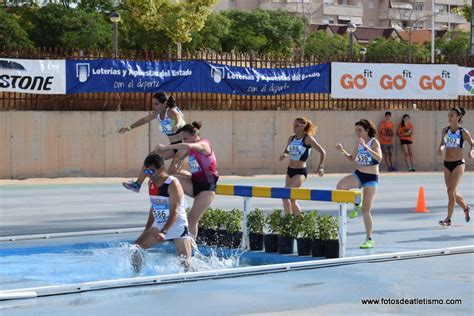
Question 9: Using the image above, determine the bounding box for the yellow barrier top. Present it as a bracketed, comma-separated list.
[216, 184, 361, 204]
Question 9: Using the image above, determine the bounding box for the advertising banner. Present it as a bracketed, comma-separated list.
[458, 66, 474, 96]
[66, 59, 330, 95]
[0, 58, 66, 94]
[331, 62, 458, 99]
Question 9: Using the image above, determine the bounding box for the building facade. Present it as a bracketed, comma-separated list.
[213, 0, 471, 31]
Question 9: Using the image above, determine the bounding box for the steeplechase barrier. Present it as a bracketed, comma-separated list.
[215, 184, 362, 258]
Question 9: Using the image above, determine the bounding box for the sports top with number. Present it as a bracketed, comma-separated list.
[378, 121, 394, 145]
[287, 135, 312, 161]
[148, 176, 187, 230]
[444, 126, 464, 149]
[156, 107, 185, 136]
[356, 138, 379, 166]
[188, 139, 218, 183]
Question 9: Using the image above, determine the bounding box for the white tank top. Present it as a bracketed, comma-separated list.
[156, 108, 185, 136]
[149, 176, 188, 229]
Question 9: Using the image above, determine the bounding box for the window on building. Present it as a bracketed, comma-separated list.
[413, 3, 424, 11]
[369, 0, 375, 9]
[412, 21, 424, 30]
[322, 17, 335, 24]
[368, 20, 375, 27]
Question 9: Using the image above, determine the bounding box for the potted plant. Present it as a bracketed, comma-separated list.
[264, 209, 281, 253]
[310, 212, 324, 257]
[319, 215, 339, 258]
[214, 208, 229, 248]
[201, 208, 219, 246]
[297, 211, 318, 256]
[247, 208, 265, 250]
[277, 213, 299, 254]
[225, 208, 243, 248]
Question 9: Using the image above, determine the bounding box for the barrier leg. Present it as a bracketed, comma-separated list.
[338, 203, 347, 258]
[242, 197, 251, 250]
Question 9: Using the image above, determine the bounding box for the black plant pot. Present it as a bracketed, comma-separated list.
[249, 232, 264, 251]
[196, 229, 206, 245]
[203, 229, 217, 246]
[278, 235, 295, 254]
[296, 238, 312, 256]
[264, 234, 279, 253]
[311, 239, 324, 257]
[217, 229, 230, 248]
[324, 239, 340, 258]
[229, 231, 243, 248]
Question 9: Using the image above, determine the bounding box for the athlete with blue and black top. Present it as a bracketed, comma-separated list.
[131, 154, 192, 273]
[279, 117, 326, 215]
[336, 119, 382, 249]
[119, 92, 186, 193]
[437, 107, 473, 227]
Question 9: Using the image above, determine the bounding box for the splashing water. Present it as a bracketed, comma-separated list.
[0, 240, 246, 285]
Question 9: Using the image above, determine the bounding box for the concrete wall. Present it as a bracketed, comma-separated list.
[1, 110, 472, 179]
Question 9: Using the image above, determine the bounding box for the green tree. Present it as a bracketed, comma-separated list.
[184, 12, 231, 52]
[304, 30, 355, 62]
[0, 8, 34, 49]
[76, 0, 118, 13]
[367, 37, 428, 63]
[438, 31, 470, 63]
[222, 10, 303, 57]
[453, 4, 471, 21]
[127, 0, 218, 57]
[22, 4, 112, 50]
[119, 9, 173, 51]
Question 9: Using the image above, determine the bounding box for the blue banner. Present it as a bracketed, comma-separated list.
[66, 59, 329, 95]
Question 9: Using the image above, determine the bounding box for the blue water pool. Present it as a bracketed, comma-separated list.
[0, 239, 315, 288]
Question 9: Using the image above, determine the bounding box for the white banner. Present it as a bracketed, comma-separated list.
[458, 66, 474, 96]
[331, 62, 458, 100]
[0, 58, 66, 94]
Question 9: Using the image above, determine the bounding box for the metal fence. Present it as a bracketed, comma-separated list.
[1, 48, 472, 111]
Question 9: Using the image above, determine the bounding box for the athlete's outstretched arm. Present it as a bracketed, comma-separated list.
[119, 111, 158, 134]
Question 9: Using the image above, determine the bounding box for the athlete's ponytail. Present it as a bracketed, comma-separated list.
[178, 121, 202, 135]
[295, 117, 317, 137]
[153, 93, 178, 109]
[450, 107, 465, 123]
[166, 96, 177, 108]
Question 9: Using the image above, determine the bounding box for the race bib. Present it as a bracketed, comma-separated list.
[445, 134, 461, 149]
[159, 118, 172, 135]
[152, 203, 169, 224]
[356, 151, 372, 166]
[287, 140, 304, 160]
[188, 155, 201, 174]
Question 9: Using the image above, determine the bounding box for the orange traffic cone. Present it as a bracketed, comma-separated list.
[415, 186, 430, 213]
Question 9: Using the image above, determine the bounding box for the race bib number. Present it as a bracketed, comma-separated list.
[152, 204, 169, 224]
[445, 134, 461, 148]
[356, 151, 372, 166]
[188, 155, 201, 174]
[287, 141, 304, 160]
[159, 119, 172, 135]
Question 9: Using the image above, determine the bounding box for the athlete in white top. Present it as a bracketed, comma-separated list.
[119, 92, 186, 193]
[131, 154, 192, 273]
